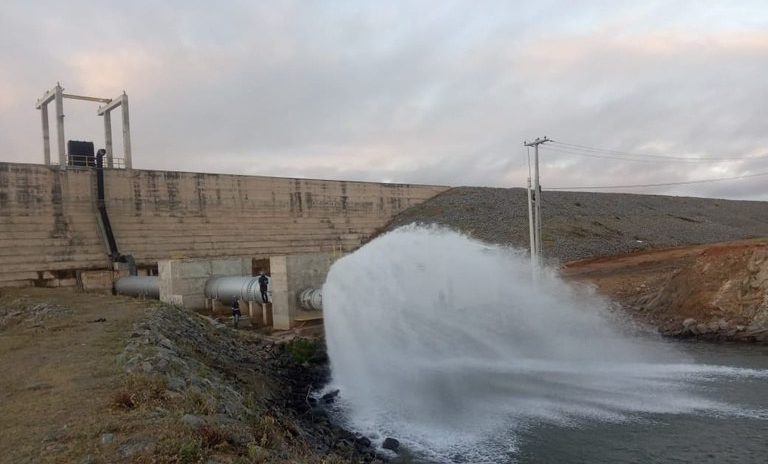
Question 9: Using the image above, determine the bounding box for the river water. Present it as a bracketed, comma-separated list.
[511, 343, 768, 464]
[322, 226, 768, 463]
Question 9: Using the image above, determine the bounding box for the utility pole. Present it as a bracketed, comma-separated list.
[524, 136, 550, 267]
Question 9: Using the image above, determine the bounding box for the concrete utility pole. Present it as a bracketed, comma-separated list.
[524, 136, 550, 266]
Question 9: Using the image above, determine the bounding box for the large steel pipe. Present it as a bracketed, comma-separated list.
[299, 288, 323, 311]
[115, 276, 159, 299]
[205, 276, 271, 304]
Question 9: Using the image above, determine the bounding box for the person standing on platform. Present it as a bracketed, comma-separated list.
[258, 272, 270, 304]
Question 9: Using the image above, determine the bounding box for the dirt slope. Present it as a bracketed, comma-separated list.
[564, 239, 768, 342]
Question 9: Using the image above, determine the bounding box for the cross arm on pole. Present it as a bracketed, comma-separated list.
[524, 136, 551, 147]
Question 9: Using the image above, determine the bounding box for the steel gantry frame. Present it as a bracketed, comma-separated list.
[36, 83, 132, 169]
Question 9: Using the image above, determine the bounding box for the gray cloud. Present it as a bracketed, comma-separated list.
[1, 1, 768, 200]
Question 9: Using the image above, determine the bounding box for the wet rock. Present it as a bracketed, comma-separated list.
[382, 437, 400, 452]
[322, 389, 339, 404]
[682, 318, 697, 328]
[356, 436, 372, 448]
[696, 323, 709, 334]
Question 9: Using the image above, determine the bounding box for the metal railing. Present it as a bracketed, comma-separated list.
[62, 154, 126, 169]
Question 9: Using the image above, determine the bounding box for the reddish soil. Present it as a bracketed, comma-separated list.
[562, 238, 768, 342]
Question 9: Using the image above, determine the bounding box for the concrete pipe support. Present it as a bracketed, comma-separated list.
[299, 288, 323, 311]
[115, 276, 159, 299]
[205, 276, 271, 304]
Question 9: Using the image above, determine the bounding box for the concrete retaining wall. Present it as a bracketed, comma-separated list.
[158, 257, 252, 310]
[0, 162, 448, 288]
[270, 253, 336, 330]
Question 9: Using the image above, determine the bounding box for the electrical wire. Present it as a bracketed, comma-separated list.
[543, 145, 726, 164]
[546, 170, 768, 190]
[549, 140, 765, 162]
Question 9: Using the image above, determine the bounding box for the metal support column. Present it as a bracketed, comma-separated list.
[103, 111, 113, 168]
[121, 92, 132, 169]
[54, 84, 66, 168]
[41, 105, 50, 165]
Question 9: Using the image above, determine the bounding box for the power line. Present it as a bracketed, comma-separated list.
[544, 146, 723, 163]
[546, 170, 768, 190]
[550, 140, 766, 162]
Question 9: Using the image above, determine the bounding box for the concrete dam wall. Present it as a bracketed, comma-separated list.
[0, 162, 447, 287]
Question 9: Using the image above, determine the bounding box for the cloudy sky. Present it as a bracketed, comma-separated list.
[1, 1, 767, 199]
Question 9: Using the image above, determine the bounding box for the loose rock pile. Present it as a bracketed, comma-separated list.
[0, 299, 72, 329]
[115, 303, 383, 462]
[383, 187, 768, 263]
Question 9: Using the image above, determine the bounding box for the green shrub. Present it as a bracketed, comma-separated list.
[285, 338, 319, 364]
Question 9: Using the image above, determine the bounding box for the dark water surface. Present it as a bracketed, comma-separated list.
[400, 343, 768, 464]
[514, 343, 768, 464]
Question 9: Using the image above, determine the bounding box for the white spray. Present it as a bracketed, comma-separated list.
[322, 226, 766, 462]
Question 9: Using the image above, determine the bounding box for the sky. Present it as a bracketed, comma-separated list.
[1, 1, 767, 199]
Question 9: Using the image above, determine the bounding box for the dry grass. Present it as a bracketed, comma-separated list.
[252, 415, 286, 449]
[111, 373, 168, 410]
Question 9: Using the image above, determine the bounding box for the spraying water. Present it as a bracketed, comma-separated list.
[323, 226, 768, 462]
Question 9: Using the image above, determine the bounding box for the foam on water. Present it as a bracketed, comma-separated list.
[322, 226, 767, 462]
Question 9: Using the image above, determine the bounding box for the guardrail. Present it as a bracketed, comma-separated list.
[63, 155, 126, 169]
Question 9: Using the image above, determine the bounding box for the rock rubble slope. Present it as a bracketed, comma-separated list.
[383, 187, 768, 263]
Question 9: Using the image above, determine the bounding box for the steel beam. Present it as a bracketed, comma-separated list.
[35, 88, 56, 109]
[62, 93, 111, 103]
[96, 95, 124, 115]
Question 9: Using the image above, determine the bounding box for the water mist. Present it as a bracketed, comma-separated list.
[322, 226, 767, 462]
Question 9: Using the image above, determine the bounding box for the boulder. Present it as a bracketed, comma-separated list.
[382, 437, 400, 452]
[356, 436, 372, 448]
[322, 389, 340, 404]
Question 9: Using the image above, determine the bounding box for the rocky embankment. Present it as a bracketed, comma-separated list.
[565, 239, 768, 343]
[115, 304, 382, 463]
[383, 187, 768, 263]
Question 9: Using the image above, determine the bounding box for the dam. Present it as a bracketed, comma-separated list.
[0, 161, 446, 327]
